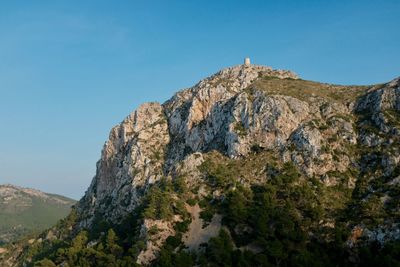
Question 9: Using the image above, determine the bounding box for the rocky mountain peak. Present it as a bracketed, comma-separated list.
[72, 64, 400, 264]
[200, 64, 299, 92]
[78, 64, 300, 227]
[3, 64, 400, 267]
[76, 64, 378, 229]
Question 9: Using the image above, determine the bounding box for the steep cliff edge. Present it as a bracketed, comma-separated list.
[77, 65, 300, 226]
[2, 64, 400, 267]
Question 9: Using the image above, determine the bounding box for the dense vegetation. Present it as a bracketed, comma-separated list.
[197, 161, 400, 267]
[11, 150, 398, 267]
[15, 178, 191, 267]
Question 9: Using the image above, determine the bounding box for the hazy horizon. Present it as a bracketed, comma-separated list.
[0, 0, 399, 199]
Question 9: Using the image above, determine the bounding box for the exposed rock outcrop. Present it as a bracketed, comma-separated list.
[77, 65, 301, 229]
[78, 102, 170, 227]
[71, 63, 400, 265]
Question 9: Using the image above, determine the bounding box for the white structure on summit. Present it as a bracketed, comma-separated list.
[244, 57, 251, 66]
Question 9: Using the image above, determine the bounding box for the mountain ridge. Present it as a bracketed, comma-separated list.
[0, 184, 76, 246]
[0, 184, 75, 204]
[2, 63, 400, 266]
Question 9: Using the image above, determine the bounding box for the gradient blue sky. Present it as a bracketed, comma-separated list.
[0, 1, 399, 199]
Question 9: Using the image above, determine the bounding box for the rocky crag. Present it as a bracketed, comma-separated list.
[2, 63, 400, 266]
[77, 65, 299, 227]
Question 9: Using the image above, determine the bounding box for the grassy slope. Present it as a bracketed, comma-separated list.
[249, 76, 370, 103]
[0, 191, 75, 245]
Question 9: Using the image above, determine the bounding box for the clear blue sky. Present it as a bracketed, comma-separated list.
[0, 1, 399, 199]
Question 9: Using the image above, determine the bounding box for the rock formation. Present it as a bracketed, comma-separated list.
[71, 64, 400, 264]
[2, 63, 400, 266]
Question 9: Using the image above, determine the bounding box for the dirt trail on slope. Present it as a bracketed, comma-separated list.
[183, 204, 222, 251]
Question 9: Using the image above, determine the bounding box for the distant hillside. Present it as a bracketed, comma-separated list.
[0, 184, 75, 245]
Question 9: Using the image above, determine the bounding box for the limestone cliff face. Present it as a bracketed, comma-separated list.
[163, 65, 299, 163]
[77, 65, 300, 226]
[73, 63, 400, 263]
[77, 102, 170, 227]
[355, 78, 400, 176]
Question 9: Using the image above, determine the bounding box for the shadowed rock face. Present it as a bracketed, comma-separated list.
[70, 63, 400, 264]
